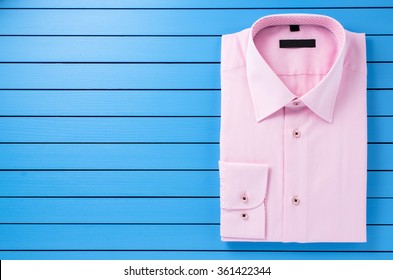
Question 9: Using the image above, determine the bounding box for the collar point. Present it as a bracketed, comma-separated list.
[255, 112, 271, 123]
[319, 113, 334, 123]
[255, 116, 265, 123]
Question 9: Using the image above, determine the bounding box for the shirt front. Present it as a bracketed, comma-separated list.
[218, 13, 367, 242]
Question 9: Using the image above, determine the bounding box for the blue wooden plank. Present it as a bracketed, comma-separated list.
[368, 63, 393, 89]
[0, 0, 391, 8]
[0, 90, 220, 116]
[0, 171, 390, 197]
[0, 198, 219, 223]
[0, 144, 388, 170]
[0, 144, 219, 169]
[0, 36, 389, 62]
[0, 64, 388, 89]
[0, 117, 390, 142]
[368, 172, 393, 197]
[367, 199, 393, 224]
[368, 90, 393, 116]
[0, 198, 388, 224]
[366, 36, 393, 62]
[0, 37, 220, 63]
[0, 224, 390, 250]
[2, 251, 393, 260]
[0, 171, 218, 197]
[0, 10, 391, 35]
[368, 118, 393, 142]
[0, 90, 390, 116]
[0, 64, 219, 89]
[369, 145, 393, 170]
[0, 117, 220, 142]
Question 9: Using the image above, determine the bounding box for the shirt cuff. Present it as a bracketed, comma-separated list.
[218, 160, 269, 241]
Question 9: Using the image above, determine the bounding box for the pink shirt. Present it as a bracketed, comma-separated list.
[218, 13, 367, 242]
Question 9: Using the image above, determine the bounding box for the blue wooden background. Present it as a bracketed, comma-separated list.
[0, 0, 392, 260]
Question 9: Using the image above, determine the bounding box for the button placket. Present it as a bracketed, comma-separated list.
[282, 106, 308, 241]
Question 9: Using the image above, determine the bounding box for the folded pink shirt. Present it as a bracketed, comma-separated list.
[218, 13, 367, 242]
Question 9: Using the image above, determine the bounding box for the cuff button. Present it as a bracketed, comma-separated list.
[241, 194, 248, 203]
[241, 213, 249, 220]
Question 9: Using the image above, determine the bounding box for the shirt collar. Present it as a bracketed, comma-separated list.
[246, 14, 346, 123]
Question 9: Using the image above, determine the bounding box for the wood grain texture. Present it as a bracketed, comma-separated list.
[0, 144, 390, 170]
[0, 117, 221, 142]
[0, 224, 390, 250]
[0, 171, 218, 197]
[0, 36, 390, 62]
[0, 0, 392, 9]
[0, 64, 219, 89]
[0, 171, 390, 197]
[0, 198, 389, 224]
[0, 117, 390, 142]
[0, 10, 391, 35]
[0, 63, 389, 89]
[0, 144, 218, 169]
[0, 90, 391, 116]
[0, 90, 220, 116]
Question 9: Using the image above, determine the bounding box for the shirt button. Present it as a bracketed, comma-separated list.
[292, 196, 300, 205]
[293, 101, 300, 106]
[241, 213, 249, 220]
[292, 129, 301, 138]
[241, 193, 248, 203]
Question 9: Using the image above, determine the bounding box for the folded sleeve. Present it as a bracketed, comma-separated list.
[218, 160, 269, 241]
